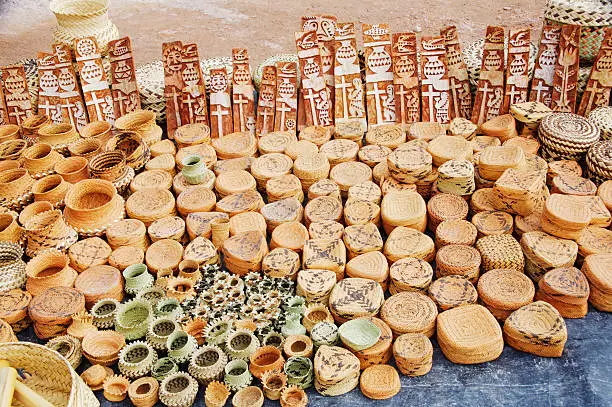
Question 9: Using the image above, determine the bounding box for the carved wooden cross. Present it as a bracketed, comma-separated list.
[211, 105, 229, 137]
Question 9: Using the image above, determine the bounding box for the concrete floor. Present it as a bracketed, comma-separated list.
[0, 0, 547, 67]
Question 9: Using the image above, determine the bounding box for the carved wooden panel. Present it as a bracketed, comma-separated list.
[255, 65, 276, 136]
[0, 83, 8, 125]
[74, 37, 115, 124]
[551, 24, 581, 113]
[471, 26, 505, 126]
[391, 31, 420, 127]
[180, 43, 209, 126]
[209, 67, 233, 138]
[53, 43, 88, 130]
[441, 25, 472, 120]
[502, 28, 531, 112]
[420, 36, 452, 124]
[529, 25, 561, 106]
[274, 61, 298, 134]
[231, 48, 256, 133]
[334, 22, 367, 131]
[36, 52, 63, 123]
[363, 23, 395, 128]
[1, 64, 33, 126]
[108, 36, 141, 119]
[162, 41, 185, 138]
[295, 30, 333, 127]
[577, 27, 612, 116]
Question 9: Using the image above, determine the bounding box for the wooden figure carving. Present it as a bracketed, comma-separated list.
[0, 84, 8, 125]
[180, 43, 209, 126]
[274, 61, 298, 134]
[74, 37, 115, 124]
[551, 24, 581, 113]
[53, 43, 88, 130]
[529, 25, 561, 106]
[420, 36, 452, 124]
[334, 22, 367, 131]
[441, 26, 472, 119]
[255, 65, 276, 136]
[209, 67, 233, 138]
[302, 15, 337, 119]
[1, 65, 33, 125]
[502, 28, 531, 112]
[295, 30, 333, 127]
[36, 52, 63, 123]
[363, 23, 395, 128]
[577, 28, 612, 116]
[162, 41, 185, 138]
[391, 31, 420, 127]
[108, 36, 141, 118]
[471, 26, 505, 126]
[231, 48, 256, 134]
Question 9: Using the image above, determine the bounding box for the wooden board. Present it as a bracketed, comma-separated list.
[180, 43, 209, 126]
[441, 26, 472, 120]
[231, 48, 256, 133]
[420, 36, 452, 123]
[53, 43, 88, 131]
[550, 24, 581, 113]
[255, 65, 277, 136]
[471, 26, 505, 126]
[108, 36, 141, 118]
[36, 52, 63, 123]
[392, 31, 421, 127]
[529, 25, 561, 106]
[502, 28, 531, 112]
[363, 23, 395, 128]
[1, 64, 33, 125]
[577, 27, 612, 116]
[209, 67, 233, 138]
[162, 41, 185, 138]
[274, 61, 298, 134]
[0, 79, 8, 125]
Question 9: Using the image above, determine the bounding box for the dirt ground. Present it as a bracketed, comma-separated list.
[0, 0, 547, 67]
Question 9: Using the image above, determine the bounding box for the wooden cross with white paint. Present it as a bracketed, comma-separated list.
[422, 84, 440, 123]
[303, 88, 320, 126]
[211, 104, 229, 137]
[276, 103, 291, 131]
[477, 81, 491, 124]
[367, 83, 385, 125]
[233, 93, 249, 132]
[531, 81, 548, 103]
[336, 75, 352, 120]
[86, 92, 105, 121]
[182, 92, 196, 124]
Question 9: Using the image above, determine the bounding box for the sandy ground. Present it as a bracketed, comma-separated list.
[0, 0, 547, 67]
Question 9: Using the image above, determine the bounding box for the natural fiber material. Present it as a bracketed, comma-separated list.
[380, 291, 438, 337]
[128, 377, 159, 407]
[477, 269, 535, 320]
[536, 266, 590, 318]
[359, 364, 400, 400]
[383, 227, 435, 263]
[159, 372, 198, 407]
[428, 275, 478, 311]
[329, 278, 384, 323]
[393, 333, 433, 376]
[46, 334, 82, 369]
[476, 234, 525, 273]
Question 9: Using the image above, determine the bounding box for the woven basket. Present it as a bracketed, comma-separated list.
[0, 342, 99, 406]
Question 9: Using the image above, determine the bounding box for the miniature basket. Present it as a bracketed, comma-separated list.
[22, 143, 64, 179]
[25, 249, 77, 296]
[115, 110, 162, 146]
[0, 211, 24, 246]
[55, 156, 89, 184]
[24, 209, 78, 256]
[68, 138, 102, 161]
[0, 139, 28, 161]
[105, 131, 151, 171]
[80, 121, 113, 142]
[37, 123, 80, 150]
[32, 174, 71, 208]
[126, 187, 176, 226]
[0, 167, 34, 211]
[0, 124, 20, 144]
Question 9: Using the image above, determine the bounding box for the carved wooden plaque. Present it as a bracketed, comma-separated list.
[441, 26, 471, 120]
[209, 67, 233, 138]
[162, 41, 185, 138]
[529, 25, 561, 106]
[363, 23, 395, 128]
[420, 36, 452, 124]
[471, 26, 505, 126]
[502, 28, 531, 112]
[274, 61, 298, 134]
[550, 24, 581, 113]
[36, 52, 63, 123]
[577, 27, 612, 116]
[232, 48, 256, 133]
[391, 31, 420, 127]
[74, 37, 115, 124]
[108, 36, 141, 118]
[53, 43, 88, 130]
[255, 65, 277, 136]
[180, 43, 209, 126]
[1, 64, 33, 125]
[0, 84, 8, 125]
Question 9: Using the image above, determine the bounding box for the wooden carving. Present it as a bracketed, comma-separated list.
[53, 43, 88, 130]
[231, 48, 256, 134]
[502, 28, 531, 112]
[180, 43, 209, 126]
[108, 36, 141, 118]
[36, 52, 63, 123]
[162, 41, 185, 138]
[255, 65, 276, 136]
[441, 25, 472, 119]
[578, 28, 612, 116]
[295, 31, 333, 127]
[209, 67, 233, 138]
[363, 23, 395, 128]
[391, 31, 420, 127]
[74, 37, 115, 124]
[529, 25, 561, 106]
[0, 84, 8, 125]
[302, 15, 337, 119]
[551, 24, 581, 113]
[471, 26, 505, 126]
[1, 65, 33, 125]
[274, 61, 298, 134]
[333, 22, 367, 131]
[420, 36, 452, 123]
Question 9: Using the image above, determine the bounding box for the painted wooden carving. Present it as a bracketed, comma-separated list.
[502, 28, 531, 112]
[53, 43, 88, 130]
[0, 84, 8, 125]
[74, 37, 115, 124]
[180, 43, 209, 126]
[529, 25, 561, 106]
[363, 23, 395, 128]
[441, 26, 472, 120]
[36, 52, 63, 123]
[577, 27, 612, 116]
[551, 24, 581, 113]
[1, 64, 33, 126]
[274, 61, 298, 134]
[420, 36, 452, 124]
[391, 31, 420, 127]
[333, 22, 367, 131]
[108, 36, 141, 118]
[302, 15, 337, 119]
[255, 65, 276, 136]
[295, 30, 333, 127]
[162, 41, 185, 138]
[471, 26, 505, 126]
[231, 48, 256, 134]
[209, 67, 233, 138]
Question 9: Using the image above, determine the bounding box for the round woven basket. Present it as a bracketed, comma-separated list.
[22, 143, 64, 179]
[105, 131, 150, 171]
